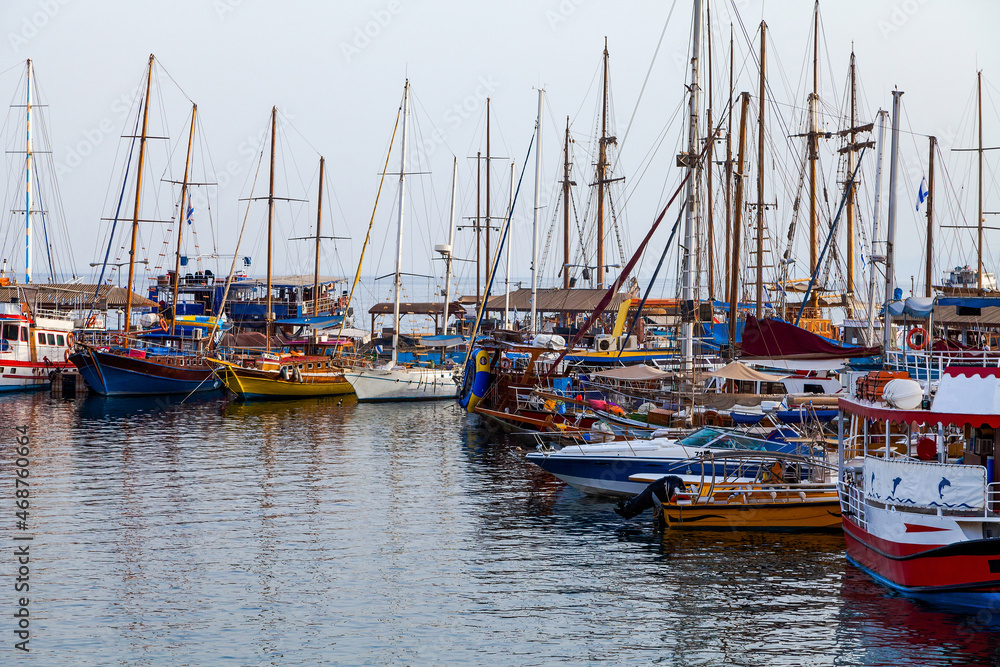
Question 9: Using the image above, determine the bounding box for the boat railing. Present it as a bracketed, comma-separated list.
[885, 348, 1000, 382]
[988, 483, 1000, 516]
[838, 480, 867, 530]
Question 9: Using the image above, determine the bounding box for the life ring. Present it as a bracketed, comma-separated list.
[85, 315, 97, 328]
[500, 357, 512, 370]
[907, 327, 928, 350]
[112, 334, 124, 346]
[458, 349, 492, 413]
[63, 349, 71, 362]
[158, 317, 168, 333]
[66, 333, 75, 347]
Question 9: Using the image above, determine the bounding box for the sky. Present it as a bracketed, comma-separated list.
[0, 0, 998, 310]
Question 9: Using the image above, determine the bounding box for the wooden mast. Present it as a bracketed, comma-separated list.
[728, 92, 751, 350]
[124, 53, 155, 334]
[265, 106, 277, 353]
[169, 103, 197, 336]
[485, 98, 491, 287]
[706, 6, 715, 302]
[978, 70, 984, 293]
[476, 151, 481, 304]
[755, 21, 766, 318]
[925, 136, 936, 297]
[313, 156, 325, 316]
[24, 59, 32, 284]
[596, 37, 609, 289]
[846, 50, 857, 300]
[563, 116, 572, 290]
[808, 2, 819, 310]
[724, 25, 734, 303]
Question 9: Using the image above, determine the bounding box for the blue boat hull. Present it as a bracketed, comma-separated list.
[70, 349, 221, 397]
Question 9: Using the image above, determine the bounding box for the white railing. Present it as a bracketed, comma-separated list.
[885, 349, 1000, 382]
[988, 483, 1000, 516]
[838, 481, 867, 531]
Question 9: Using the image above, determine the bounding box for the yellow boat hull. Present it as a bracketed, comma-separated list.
[214, 363, 354, 401]
[663, 492, 842, 531]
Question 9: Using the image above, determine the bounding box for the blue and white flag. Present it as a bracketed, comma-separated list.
[916, 176, 928, 211]
[186, 203, 194, 225]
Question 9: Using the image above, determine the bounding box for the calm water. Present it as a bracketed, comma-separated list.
[0, 391, 997, 665]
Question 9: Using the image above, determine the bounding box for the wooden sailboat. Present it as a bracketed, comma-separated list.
[70, 55, 222, 396]
[344, 81, 458, 402]
[211, 110, 353, 400]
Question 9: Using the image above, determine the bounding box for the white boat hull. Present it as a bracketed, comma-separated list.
[344, 366, 457, 402]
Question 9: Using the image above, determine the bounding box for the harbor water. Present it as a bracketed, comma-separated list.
[1, 392, 998, 665]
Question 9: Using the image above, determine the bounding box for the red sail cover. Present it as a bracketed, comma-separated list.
[741, 316, 881, 359]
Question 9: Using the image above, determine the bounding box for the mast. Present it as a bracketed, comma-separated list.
[724, 25, 734, 303]
[925, 136, 936, 297]
[391, 80, 410, 365]
[846, 50, 857, 300]
[681, 0, 704, 369]
[755, 21, 766, 318]
[313, 155, 325, 316]
[866, 109, 888, 346]
[442, 156, 458, 335]
[265, 106, 277, 353]
[884, 91, 903, 354]
[808, 2, 819, 311]
[706, 7, 715, 302]
[978, 70, 984, 292]
[24, 59, 32, 284]
[506, 160, 514, 328]
[124, 53, 155, 334]
[476, 151, 481, 304]
[169, 103, 197, 335]
[597, 37, 610, 289]
[485, 98, 491, 288]
[530, 88, 544, 332]
[728, 92, 751, 351]
[563, 116, 572, 290]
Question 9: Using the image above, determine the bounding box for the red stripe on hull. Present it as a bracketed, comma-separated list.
[843, 519, 1000, 592]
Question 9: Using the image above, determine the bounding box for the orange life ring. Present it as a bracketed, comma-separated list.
[500, 358, 511, 370]
[66, 333, 75, 347]
[112, 334, 124, 346]
[64, 348, 71, 362]
[907, 327, 928, 350]
[85, 315, 97, 328]
[158, 317, 168, 333]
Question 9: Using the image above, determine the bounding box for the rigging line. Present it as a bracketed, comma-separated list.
[462, 130, 535, 368]
[335, 105, 402, 351]
[618, 202, 686, 356]
[615, 0, 679, 164]
[87, 101, 143, 318]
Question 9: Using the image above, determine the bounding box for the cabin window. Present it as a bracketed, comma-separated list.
[9, 368, 14, 374]
[47, 334, 56, 345]
[0, 367, 5, 373]
[2, 325, 18, 341]
[307, 363, 313, 369]
[20, 328, 27, 342]
[803, 383, 825, 394]
[37, 333, 44, 345]
[57, 334, 65, 346]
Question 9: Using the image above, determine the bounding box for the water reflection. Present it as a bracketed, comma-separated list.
[0, 395, 993, 664]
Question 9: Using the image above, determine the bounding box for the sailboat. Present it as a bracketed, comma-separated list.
[70, 55, 221, 396]
[343, 81, 458, 402]
[0, 59, 87, 391]
[211, 110, 354, 401]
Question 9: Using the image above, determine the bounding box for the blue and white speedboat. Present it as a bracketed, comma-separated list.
[524, 428, 815, 497]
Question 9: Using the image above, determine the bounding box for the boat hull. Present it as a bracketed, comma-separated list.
[70, 349, 221, 396]
[215, 364, 354, 401]
[665, 494, 842, 531]
[344, 366, 457, 402]
[843, 512, 1000, 607]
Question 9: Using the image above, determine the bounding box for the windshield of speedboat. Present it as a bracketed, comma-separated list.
[677, 428, 771, 451]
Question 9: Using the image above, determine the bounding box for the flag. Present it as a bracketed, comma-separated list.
[916, 176, 928, 210]
[186, 204, 194, 225]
